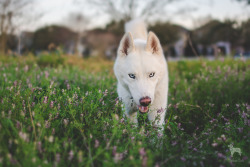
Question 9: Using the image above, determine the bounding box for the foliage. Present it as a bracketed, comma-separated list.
[105, 20, 126, 37]
[193, 19, 241, 47]
[0, 0, 36, 54]
[236, 0, 250, 5]
[32, 25, 77, 51]
[79, 0, 178, 22]
[149, 22, 181, 46]
[0, 55, 249, 166]
[240, 19, 250, 50]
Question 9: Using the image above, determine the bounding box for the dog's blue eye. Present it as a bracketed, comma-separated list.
[128, 74, 135, 79]
[149, 72, 155, 78]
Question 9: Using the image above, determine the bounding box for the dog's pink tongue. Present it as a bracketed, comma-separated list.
[138, 106, 149, 113]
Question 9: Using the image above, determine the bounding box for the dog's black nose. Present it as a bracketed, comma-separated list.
[139, 97, 151, 106]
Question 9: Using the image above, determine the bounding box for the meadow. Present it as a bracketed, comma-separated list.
[0, 52, 249, 167]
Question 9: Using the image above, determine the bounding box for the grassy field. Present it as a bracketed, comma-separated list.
[0, 53, 249, 167]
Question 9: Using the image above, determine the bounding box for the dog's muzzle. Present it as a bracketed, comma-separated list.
[138, 96, 151, 113]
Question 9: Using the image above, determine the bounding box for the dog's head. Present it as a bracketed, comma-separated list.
[114, 32, 166, 113]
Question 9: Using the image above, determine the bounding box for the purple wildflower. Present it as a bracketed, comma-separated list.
[45, 71, 49, 79]
[112, 146, 117, 156]
[67, 83, 70, 90]
[237, 127, 243, 133]
[113, 153, 123, 163]
[99, 98, 103, 102]
[55, 112, 59, 119]
[120, 118, 124, 123]
[209, 118, 216, 123]
[37, 141, 42, 153]
[180, 157, 186, 162]
[155, 163, 160, 167]
[247, 104, 250, 111]
[103, 89, 108, 96]
[241, 112, 246, 119]
[212, 143, 218, 147]
[73, 93, 78, 100]
[57, 103, 61, 110]
[13, 80, 18, 87]
[45, 120, 50, 128]
[50, 101, 54, 108]
[172, 141, 177, 146]
[242, 156, 248, 161]
[95, 139, 99, 148]
[115, 98, 119, 105]
[217, 153, 226, 159]
[68, 150, 74, 161]
[43, 96, 48, 104]
[139, 148, 146, 157]
[16, 121, 20, 129]
[19, 132, 29, 142]
[221, 134, 226, 141]
[158, 133, 163, 138]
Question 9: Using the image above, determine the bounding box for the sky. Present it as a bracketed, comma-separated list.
[25, 0, 250, 31]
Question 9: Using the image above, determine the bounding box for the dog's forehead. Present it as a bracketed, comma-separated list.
[134, 39, 147, 47]
[125, 52, 160, 72]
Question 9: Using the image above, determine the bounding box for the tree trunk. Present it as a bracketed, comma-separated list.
[0, 33, 6, 55]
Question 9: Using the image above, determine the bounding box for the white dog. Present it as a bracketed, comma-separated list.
[114, 19, 169, 131]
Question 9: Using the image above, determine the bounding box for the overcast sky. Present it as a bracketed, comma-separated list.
[27, 0, 250, 31]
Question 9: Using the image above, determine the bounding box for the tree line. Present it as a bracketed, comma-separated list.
[0, 0, 249, 55]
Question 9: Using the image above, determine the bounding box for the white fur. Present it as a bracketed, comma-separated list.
[114, 19, 169, 130]
[125, 19, 147, 40]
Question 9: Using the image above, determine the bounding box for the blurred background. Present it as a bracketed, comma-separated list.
[0, 0, 250, 60]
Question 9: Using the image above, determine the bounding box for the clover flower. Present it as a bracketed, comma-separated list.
[68, 150, 74, 161]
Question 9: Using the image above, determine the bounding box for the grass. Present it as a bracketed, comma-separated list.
[0, 53, 249, 167]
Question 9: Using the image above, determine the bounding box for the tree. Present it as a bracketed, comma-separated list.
[32, 25, 77, 52]
[193, 20, 240, 47]
[76, 0, 180, 22]
[63, 12, 89, 56]
[0, 0, 37, 54]
[241, 19, 250, 50]
[105, 20, 126, 37]
[149, 22, 181, 46]
[236, 0, 250, 5]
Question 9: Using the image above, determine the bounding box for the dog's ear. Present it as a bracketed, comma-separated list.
[146, 31, 162, 55]
[118, 32, 134, 56]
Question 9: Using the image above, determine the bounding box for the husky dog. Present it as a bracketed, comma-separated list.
[114, 19, 169, 131]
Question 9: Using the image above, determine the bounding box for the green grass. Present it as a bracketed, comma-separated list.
[0, 54, 249, 167]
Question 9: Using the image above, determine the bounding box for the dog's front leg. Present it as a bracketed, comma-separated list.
[118, 84, 138, 125]
[148, 108, 166, 132]
[148, 108, 166, 147]
[124, 110, 138, 125]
